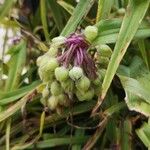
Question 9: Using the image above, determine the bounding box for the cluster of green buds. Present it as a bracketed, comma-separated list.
[37, 25, 112, 112]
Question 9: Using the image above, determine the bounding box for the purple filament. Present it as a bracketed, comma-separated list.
[57, 33, 97, 79]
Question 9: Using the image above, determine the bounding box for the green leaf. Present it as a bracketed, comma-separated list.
[120, 119, 132, 150]
[101, 0, 150, 99]
[40, 0, 49, 41]
[119, 75, 150, 116]
[138, 40, 149, 69]
[5, 40, 26, 91]
[48, 0, 64, 32]
[27, 136, 88, 149]
[96, 0, 114, 22]
[61, 0, 95, 36]
[0, 81, 41, 105]
[0, 0, 15, 21]
[57, 0, 74, 15]
[0, 90, 36, 123]
[136, 122, 150, 148]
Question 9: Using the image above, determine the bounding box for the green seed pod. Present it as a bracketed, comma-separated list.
[48, 96, 58, 110]
[69, 66, 83, 81]
[96, 44, 112, 58]
[57, 94, 70, 107]
[94, 85, 101, 96]
[84, 26, 98, 42]
[61, 79, 74, 93]
[76, 76, 90, 91]
[42, 87, 49, 98]
[47, 46, 58, 57]
[52, 36, 66, 47]
[55, 66, 69, 81]
[50, 81, 63, 96]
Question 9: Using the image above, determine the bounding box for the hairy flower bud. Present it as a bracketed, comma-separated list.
[76, 88, 94, 101]
[48, 96, 58, 110]
[84, 26, 98, 42]
[50, 81, 63, 96]
[55, 66, 69, 81]
[47, 46, 58, 57]
[42, 87, 49, 98]
[76, 76, 90, 91]
[52, 36, 66, 47]
[61, 79, 74, 93]
[96, 44, 112, 57]
[57, 94, 70, 107]
[69, 66, 83, 80]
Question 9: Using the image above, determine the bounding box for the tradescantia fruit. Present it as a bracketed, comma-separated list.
[37, 25, 110, 113]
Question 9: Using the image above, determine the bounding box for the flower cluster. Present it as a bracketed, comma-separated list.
[37, 25, 112, 111]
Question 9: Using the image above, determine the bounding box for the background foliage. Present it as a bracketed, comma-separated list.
[0, 0, 150, 149]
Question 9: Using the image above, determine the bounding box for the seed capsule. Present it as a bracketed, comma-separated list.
[52, 36, 66, 47]
[55, 66, 69, 81]
[50, 81, 63, 96]
[96, 44, 112, 58]
[48, 96, 58, 110]
[47, 46, 58, 57]
[84, 26, 98, 42]
[76, 76, 90, 91]
[69, 66, 83, 80]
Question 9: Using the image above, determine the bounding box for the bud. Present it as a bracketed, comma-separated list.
[55, 66, 69, 81]
[52, 36, 66, 47]
[38, 67, 54, 82]
[76, 88, 94, 101]
[47, 46, 58, 57]
[96, 44, 112, 57]
[36, 54, 49, 67]
[85, 88, 95, 101]
[69, 66, 83, 80]
[61, 79, 74, 93]
[43, 58, 59, 72]
[48, 96, 58, 110]
[76, 76, 90, 91]
[57, 94, 70, 107]
[84, 26, 98, 42]
[50, 81, 63, 96]
[42, 87, 49, 98]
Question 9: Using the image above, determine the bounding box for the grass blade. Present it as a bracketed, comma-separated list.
[40, 0, 49, 41]
[101, 0, 150, 99]
[61, 0, 95, 36]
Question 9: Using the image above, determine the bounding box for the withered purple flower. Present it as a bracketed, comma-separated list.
[57, 33, 97, 79]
